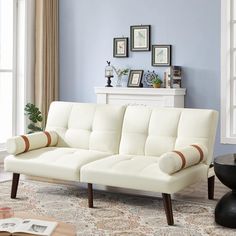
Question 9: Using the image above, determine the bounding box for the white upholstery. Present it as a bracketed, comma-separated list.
[119, 106, 217, 165]
[80, 155, 208, 194]
[81, 106, 218, 194]
[4, 147, 110, 181]
[6, 131, 58, 155]
[46, 102, 126, 154]
[159, 144, 208, 174]
[174, 109, 217, 165]
[4, 102, 218, 195]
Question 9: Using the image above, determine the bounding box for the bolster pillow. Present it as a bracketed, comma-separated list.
[159, 144, 208, 174]
[7, 131, 58, 155]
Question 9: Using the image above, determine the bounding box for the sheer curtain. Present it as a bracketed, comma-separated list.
[35, 0, 59, 127]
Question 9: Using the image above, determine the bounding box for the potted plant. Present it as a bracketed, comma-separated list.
[24, 103, 43, 133]
[152, 75, 163, 88]
[112, 66, 129, 87]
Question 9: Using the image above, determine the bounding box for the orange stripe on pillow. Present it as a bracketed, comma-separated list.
[44, 131, 51, 147]
[173, 151, 186, 169]
[191, 144, 204, 163]
[21, 135, 30, 152]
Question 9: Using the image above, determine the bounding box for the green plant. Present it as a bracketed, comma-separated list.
[24, 103, 43, 133]
[152, 75, 163, 84]
[112, 66, 129, 77]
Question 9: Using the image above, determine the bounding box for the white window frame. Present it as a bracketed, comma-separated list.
[0, 0, 17, 150]
[15, 0, 35, 135]
[0, 0, 34, 152]
[221, 0, 236, 144]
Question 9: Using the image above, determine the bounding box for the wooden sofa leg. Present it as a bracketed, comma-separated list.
[162, 193, 174, 225]
[11, 173, 20, 199]
[88, 183, 93, 208]
[208, 176, 215, 200]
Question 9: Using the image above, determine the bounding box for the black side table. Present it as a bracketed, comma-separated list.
[214, 154, 236, 228]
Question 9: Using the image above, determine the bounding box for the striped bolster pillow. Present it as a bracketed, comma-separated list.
[159, 144, 208, 174]
[6, 131, 58, 155]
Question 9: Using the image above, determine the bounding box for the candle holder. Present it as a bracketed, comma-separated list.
[106, 76, 113, 87]
[105, 61, 114, 87]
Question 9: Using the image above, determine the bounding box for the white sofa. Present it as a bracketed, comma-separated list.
[4, 102, 218, 225]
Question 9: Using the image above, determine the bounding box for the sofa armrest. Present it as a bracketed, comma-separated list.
[159, 144, 208, 174]
[7, 131, 58, 155]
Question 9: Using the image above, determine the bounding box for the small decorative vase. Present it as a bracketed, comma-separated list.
[116, 75, 122, 87]
[153, 83, 161, 88]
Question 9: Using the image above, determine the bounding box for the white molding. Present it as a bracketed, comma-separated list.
[221, 136, 236, 144]
[95, 87, 186, 108]
[95, 87, 186, 96]
[220, 0, 236, 143]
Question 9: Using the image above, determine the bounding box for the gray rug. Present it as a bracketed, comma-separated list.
[0, 180, 235, 236]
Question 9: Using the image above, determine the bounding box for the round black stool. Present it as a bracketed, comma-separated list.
[214, 154, 236, 228]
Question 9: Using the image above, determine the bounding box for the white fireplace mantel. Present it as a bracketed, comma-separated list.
[94, 87, 186, 108]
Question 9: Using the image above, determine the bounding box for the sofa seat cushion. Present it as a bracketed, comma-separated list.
[4, 147, 111, 181]
[80, 155, 208, 194]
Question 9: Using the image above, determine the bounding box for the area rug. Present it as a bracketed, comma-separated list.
[0, 180, 235, 236]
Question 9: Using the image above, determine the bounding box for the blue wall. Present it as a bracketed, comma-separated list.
[59, 0, 236, 156]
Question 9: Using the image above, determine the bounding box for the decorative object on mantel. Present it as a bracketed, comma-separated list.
[163, 71, 172, 88]
[127, 70, 144, 87]
[172, 66, 182, 88]
[130, 25, 151, 51]
[163, 66, 182, 88]
[112, 66, 129, 87]
[105, 61, 114, 87]
[152, 45, 171, 66]
[113, 37, 129, 58]
[143, 70, 158, 87]
[151, 73, 163, 88]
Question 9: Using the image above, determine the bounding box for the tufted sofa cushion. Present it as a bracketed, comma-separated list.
[80, 154, 208, 194]
[5, 147, 111, 181]
[46, 102, 126, 154]
[119, 106, 218, 165]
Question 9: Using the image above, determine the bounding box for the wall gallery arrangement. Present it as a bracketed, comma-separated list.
[113, 25, 171, 66]
[111, 24, 181, 88]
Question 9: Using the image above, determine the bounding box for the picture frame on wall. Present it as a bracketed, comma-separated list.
[127, 70, 144, 87]
[152, 45, 171, 66]
[130, 25, 151, 51]
[113, 37, 129, 58]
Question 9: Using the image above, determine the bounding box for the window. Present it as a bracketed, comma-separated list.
[221, 0, 236, 144]
[0, 0, 33, 149]
[0, 0, 14, 146]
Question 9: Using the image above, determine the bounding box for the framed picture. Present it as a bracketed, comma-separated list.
[127, 70, 144, 87]
[152, 45, 171, 66]
[130, 25, 151, 51]
[113, 37, 128, 57]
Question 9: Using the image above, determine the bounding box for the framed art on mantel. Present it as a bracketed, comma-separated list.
[152, 45, 171, 66]
[113, 37, 129, 57]
[127, 70, 144, 87]
[130, 25, 151, 51]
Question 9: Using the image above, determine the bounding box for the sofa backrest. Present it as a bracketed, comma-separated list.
[46, 102, 218, 165]
[119, 106, 218, 165]
[46, 102, 126, 154]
